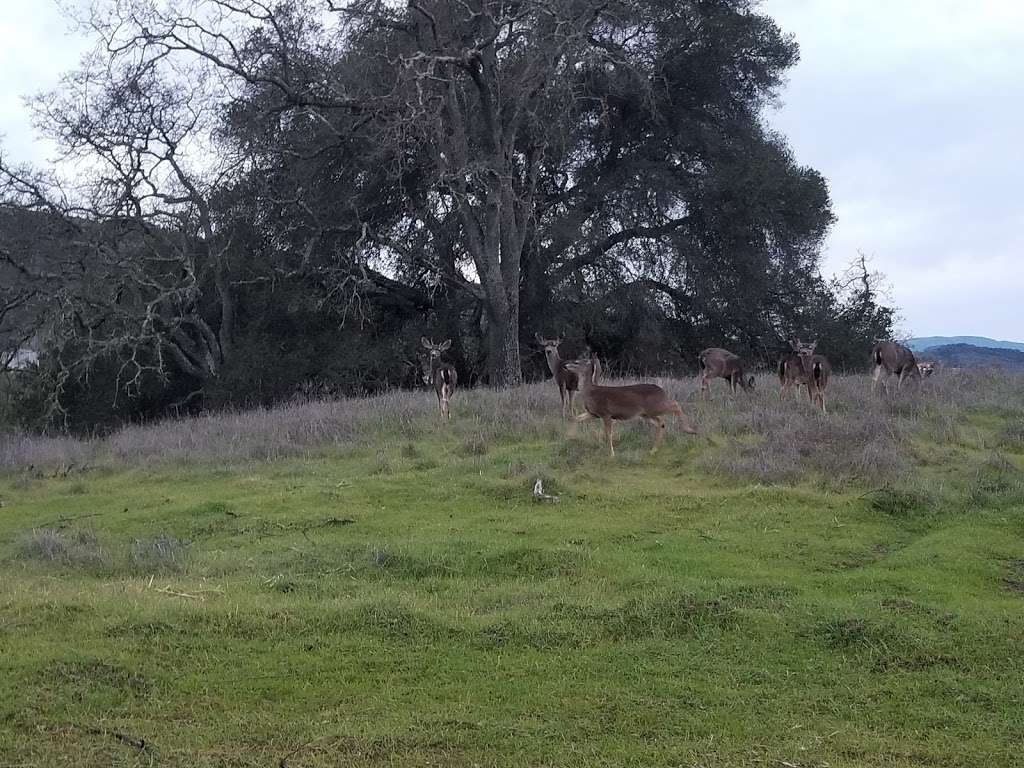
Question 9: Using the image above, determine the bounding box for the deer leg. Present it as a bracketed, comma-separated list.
[559, 382, 567, 419]
[646, 417, 666, 453]
[699, 374, 711, 401]
[871, 365, 884, 394]
[603, 417, 615, 457]
[567, 388, 575, 418]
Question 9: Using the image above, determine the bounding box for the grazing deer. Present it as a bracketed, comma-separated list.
[918, 361, 936, 377]
[872, 340, 924, 394]
[779, 339, 831, 413]
[564, 358, 698, 457]
[698, 347, 755, 399]
[536, 334, 601, 418]
[420, 337, 457, 420]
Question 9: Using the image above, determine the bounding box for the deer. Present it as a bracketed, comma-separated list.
[697, 347, 755, 399]
[420, 337, 457, 420]
[871, 340, 924, 394]
[535, 334, 601, 418]
[778, 339, 831, 413]
[563, 357, 698, 457]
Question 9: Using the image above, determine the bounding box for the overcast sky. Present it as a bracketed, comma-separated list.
[1, 1, 1021, 341]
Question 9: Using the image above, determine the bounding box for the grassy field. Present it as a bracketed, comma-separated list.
[1, 373, 1023, 767]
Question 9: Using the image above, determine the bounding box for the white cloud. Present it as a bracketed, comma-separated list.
[0, 2, 90, 163]
[764, 0, 1024, 340]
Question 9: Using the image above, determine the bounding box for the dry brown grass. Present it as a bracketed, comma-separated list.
[1, 372, 1021, 488]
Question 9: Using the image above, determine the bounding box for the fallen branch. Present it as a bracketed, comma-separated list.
[67, 723, 149, 752]
[154, 586, 202, 600]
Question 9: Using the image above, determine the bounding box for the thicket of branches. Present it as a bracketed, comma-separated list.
[0, 0, 893, 431]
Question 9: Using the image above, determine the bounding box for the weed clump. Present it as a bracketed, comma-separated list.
[17, 528, 108, 569]
[996, 420, 1024, 451]
[967, 454, 1024, 509]
[130, 534, 190, 573]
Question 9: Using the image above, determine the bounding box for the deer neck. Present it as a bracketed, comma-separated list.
[576, 364, 596, 393]
[544, 348, 562, 377]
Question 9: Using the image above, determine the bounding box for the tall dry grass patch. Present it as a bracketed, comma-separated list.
[1, 371, 1021, 481]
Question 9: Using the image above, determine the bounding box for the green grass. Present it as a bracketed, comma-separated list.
[1, 375, 1023, 766]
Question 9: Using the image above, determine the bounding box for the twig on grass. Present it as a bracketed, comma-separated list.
[65, 723, 150, 753]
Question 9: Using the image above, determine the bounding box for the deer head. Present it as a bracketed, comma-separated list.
[563, 357, 594, 380]
[791, 338, 817, 357]
[420, 337, 451, 383]
[535, 333, 563, 355]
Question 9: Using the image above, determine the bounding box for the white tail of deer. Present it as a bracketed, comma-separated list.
[536, 334, 601, 418]
[779, 339, 831, 413]
[698, 347, 755, 399]
[420, 337, 457, 420]
[564, 358, 698, 456]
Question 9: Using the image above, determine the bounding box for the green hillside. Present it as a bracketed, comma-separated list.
[1, 374, 1023, 767]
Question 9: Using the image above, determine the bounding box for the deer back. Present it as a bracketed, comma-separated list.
[872, 341, 917, 375]
[582, 382, 674, 420]
[806, 355, 831, 389]
[700, 348, 743, 379]
[779, 353, 805, 384]
[431, 358, 457, 395]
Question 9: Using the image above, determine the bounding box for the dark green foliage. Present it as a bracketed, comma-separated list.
[0, 1, 896, 431]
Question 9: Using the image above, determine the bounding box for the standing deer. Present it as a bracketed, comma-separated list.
[564, 358, 698, 457]
[420, 337, 457, 420]
[536, 334, 601, 418]
[778, 339, 831, 413]
[698, 348, 755, 399]
[872, 340, 923, 394]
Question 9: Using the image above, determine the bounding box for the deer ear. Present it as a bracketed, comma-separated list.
[421, 337, 432, 349]
[535, 332, 543, 344]
[439, 339, 451, 351]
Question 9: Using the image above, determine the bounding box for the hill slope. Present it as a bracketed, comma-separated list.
[908, 335, 1024, 353]
[923, 343, 1024, 370]
[1, 375, 1024, 766]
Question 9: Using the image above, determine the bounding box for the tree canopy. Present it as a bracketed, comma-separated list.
[0, 0, 893, 430]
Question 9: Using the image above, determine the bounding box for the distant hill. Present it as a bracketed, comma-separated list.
[907, 336, 1024, 353]
[921, 344, 1024, 371]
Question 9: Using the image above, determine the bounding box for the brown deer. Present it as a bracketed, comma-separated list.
[872, 340, 923, 394]
[698, 347, 755, 399]
[564, 358, 698, 456]
[420, 337, 457, 420]
[778, 339, 831, 412]
[536, 334, 601, 418]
